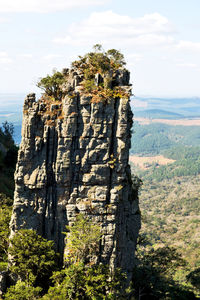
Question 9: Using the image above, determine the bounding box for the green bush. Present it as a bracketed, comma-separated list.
[0, 194, 12, 262]
[64, 214, 102, 264]
[43, 262, 126, 300]
[4, 281, 42, 300]
[71, 45, 130, 103]
[9, 229, 58, 287]
[37, 70, 65, 100]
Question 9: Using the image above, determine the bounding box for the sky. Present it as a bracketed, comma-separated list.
[0, 0, 200, 97]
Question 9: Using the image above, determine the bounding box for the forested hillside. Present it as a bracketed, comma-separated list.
[130, 119, 200, 298]
[131, 123, 200, 155]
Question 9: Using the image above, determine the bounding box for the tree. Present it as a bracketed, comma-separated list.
[1, 121, 15, 148]
[64, 214, 102, 264]
[43, 214, 127, 299]
[9, 229, 57, 287]
[43, 262, 126, 300]
[0, 122, 18, 197]
[72, 45, 126, 78]
[0, 204, 12, 265]
[4, 144, 18, 168]
[4, 281, 42, 300]
[106, 49, 126, 68]
[187, 267, 200, 293]
[93, 44, 103, 52]
[2, 121, 14, 138]
[37, 70, 65, 100]
[132, 243, 196, 300]
[71, 45, 130, 103]
[0, 193, 13, 269]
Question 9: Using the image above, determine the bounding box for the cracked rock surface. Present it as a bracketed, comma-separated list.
[10, 67, 140, 279]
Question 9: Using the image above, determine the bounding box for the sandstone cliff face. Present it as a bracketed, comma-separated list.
[10, 67, 140, 278]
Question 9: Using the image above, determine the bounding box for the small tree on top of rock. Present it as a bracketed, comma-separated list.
[36, 46, 130, 104]
[72, 44, 126, 75]
[37, 70, 65, 101]
[71, 45, 130, 103]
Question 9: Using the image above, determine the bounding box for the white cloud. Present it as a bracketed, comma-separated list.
[43, 54, 63, 60]
[176, 40, 200, 51]
[127, 53, 143, 62]
[0, 52, 12, 64]
[0, 0, 109, 13]
[0, 17, 10, 22]
[53, 11, 175, 47]
[176, 63, 197, 68]
[19, 54, 33, 58]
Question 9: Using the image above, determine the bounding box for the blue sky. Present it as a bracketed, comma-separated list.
[0, 0, 200, 97]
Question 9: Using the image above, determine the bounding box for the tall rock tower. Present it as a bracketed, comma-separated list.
[10, 49, 140, 280]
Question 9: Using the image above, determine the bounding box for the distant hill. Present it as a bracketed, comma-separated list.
[134, 109, 183, 119]
[131, 122, 200, 155]
[132, 96, 200, 117]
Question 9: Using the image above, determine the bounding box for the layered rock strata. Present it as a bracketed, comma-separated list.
[10, 67, 140, 279]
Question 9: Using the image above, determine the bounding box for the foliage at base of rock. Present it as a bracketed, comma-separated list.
[42, 262, 126, 300]
[9, 229, 58, 287]
[0, 194, 13, 265]
[4, 281, 42, 300]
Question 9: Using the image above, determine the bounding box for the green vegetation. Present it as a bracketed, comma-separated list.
[131, 123, 200, 155]
[3, 210, 198, 299]
[135, 174, 200, 266]
[187, 268, 200, 294]
[9, 229, 57, 287]
[72, 44, 126, 76]
[131, 168, 200, 298]
[0, 122, 18, 271]
[42, 215, 127, 299]
[71, 44, 130, 103]
[132, 244, 196, 299]
[4, 216, 128, 299]
[0, 121, 18, 198]
[64, 214, 102, 264]
[136, 146, 200, 182]
[43, 263, 126, 300]
[4, 281, 42, 300]
[36, 45, 130, 105]
[37, 70, 65, 101]
[130, 118, 200, 298]
[0, 193, 13, 271]
[5, 229, 57, 298]
[131, 134, 200, 268]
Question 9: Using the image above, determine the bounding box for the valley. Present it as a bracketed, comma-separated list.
[129, 96, 200, 295]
